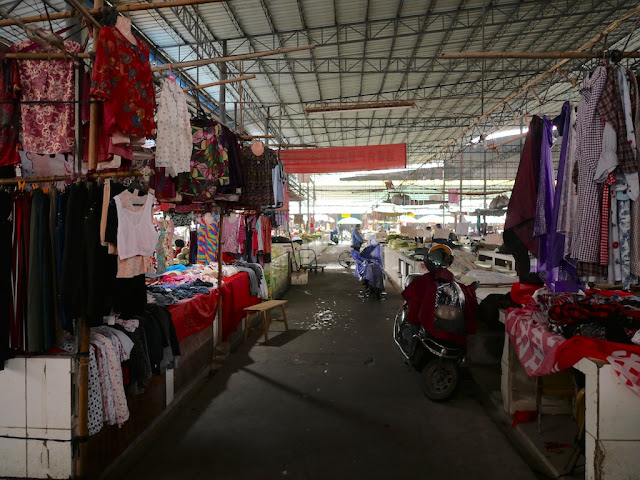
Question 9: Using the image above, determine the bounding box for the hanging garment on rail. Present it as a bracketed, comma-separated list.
[221, 213, 244, 254]
[239, 146, 278, 208]
[91, 26, 156, 138]
[113, 190, 158, 260]
[176, 120, 218, 201]
[571, 65, 608, 278]
[155, 216, 174, 274]
[26, 189, 55, 353]
[155, 78, 192, 177]
[0, 191, 11, 369]
[0, 52, 19, 167]
[196, 213, 218, 264]
[10, 38, 82, 154]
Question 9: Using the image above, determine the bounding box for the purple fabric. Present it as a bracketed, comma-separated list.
[534, 116, 555, 259]
[540, 103, 580, 292]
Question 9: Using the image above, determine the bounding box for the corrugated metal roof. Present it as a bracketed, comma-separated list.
[1, 0, 640, 206]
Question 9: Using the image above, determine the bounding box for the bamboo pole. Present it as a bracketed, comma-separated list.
[270, 143, 317, 147]
[238, 60, 243, 134]
[484, 132, 528, 151]
[87, 0, 101, 172]
[442, 50, 640, 59]
[183, 75, 255, 92]
[215, 208, 225, 353]
[151, 45, 315, 72]
[240, 135, 275, 139]
[0, 169, 153, 185]
[410, 3, 640, 178]
[2, 52, 92, 59]
[0, 0, 231, 27]
[64, 0, 101, 29]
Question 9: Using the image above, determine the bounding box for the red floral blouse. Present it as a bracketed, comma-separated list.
[90, 27, 156, 137]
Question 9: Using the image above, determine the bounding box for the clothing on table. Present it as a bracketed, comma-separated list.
[155, 78, 192, 177]
[90, 26, 156, 138]
[239, 146, 278, 207]
[0, 53, 19, 167]
[196, 214, 218, 264]
[11, 38, 82, 153]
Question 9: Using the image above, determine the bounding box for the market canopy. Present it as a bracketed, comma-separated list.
[337, 217, 362, 225]
[280, 144, 406, 174]
[398, 215, 418, 223]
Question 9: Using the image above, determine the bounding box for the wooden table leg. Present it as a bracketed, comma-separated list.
[262, 311, 269, 342]
[281, 304, 289, 330]
[243, 313, 251, 341]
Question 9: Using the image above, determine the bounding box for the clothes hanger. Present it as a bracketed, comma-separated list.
[168, 65, 176, 83]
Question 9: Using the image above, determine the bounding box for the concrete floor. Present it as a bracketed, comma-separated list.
[106, 244, 539, 480]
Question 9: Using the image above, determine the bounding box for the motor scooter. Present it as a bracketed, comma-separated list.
[393, 245, 477, 401]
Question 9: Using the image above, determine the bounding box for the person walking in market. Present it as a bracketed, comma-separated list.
[351, 224, 364, 252]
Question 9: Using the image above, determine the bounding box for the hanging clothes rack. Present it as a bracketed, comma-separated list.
[0, 169, 153, 185]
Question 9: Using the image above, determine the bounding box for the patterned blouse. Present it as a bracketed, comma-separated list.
[11, 39, 82, 153]
[91, 27, 156, 137]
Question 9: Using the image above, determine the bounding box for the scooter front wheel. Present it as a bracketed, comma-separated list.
[420, 358, 459, 402]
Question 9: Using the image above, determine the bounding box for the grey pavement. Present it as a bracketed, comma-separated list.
[106, 244, 538, 480]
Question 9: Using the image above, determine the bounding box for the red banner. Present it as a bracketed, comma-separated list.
[280, 143, 406, 174]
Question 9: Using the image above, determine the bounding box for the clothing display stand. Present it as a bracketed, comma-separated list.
[0, 2, 293, 477]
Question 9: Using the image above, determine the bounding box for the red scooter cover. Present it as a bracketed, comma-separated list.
[402, 269, 477, 346]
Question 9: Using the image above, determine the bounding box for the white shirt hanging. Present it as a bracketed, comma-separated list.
[155, 78, 192, 177]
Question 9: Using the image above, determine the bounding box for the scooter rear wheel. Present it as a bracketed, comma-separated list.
[420, 358, 459, 401]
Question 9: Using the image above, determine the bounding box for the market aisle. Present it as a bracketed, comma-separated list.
[105, 243, 537, 480]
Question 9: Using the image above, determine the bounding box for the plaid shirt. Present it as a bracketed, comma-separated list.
[598, 65, 637, 174]
[571, 66, 608, 263]
[629, 72, 640, 277]
[600, 172, 617, 265]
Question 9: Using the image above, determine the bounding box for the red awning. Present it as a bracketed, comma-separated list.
[280, 143, 406, 174]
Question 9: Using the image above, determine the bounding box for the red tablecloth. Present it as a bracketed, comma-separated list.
[167, 272, 261, 342]
[219, 272, 261, 340]
[506, 306, 640, 395]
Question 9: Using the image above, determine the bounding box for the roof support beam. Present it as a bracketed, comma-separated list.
[0, 0, 231, 27]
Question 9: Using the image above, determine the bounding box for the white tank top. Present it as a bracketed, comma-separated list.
[114, 191, 159, 260]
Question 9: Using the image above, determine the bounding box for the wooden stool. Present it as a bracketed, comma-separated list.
[243, 299, 289, 342]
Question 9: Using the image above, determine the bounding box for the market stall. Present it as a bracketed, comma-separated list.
[0, 8, 292, 477]
[497, 72, 640, 478]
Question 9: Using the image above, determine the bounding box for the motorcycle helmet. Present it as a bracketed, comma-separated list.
[424, 244, 454, 273]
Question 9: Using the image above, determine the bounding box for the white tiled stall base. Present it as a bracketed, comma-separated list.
[0, 356, 73, 479]
[575, 358, 640, 480]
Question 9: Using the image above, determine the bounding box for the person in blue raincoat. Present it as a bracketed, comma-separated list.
[351, 224, 364, 252]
